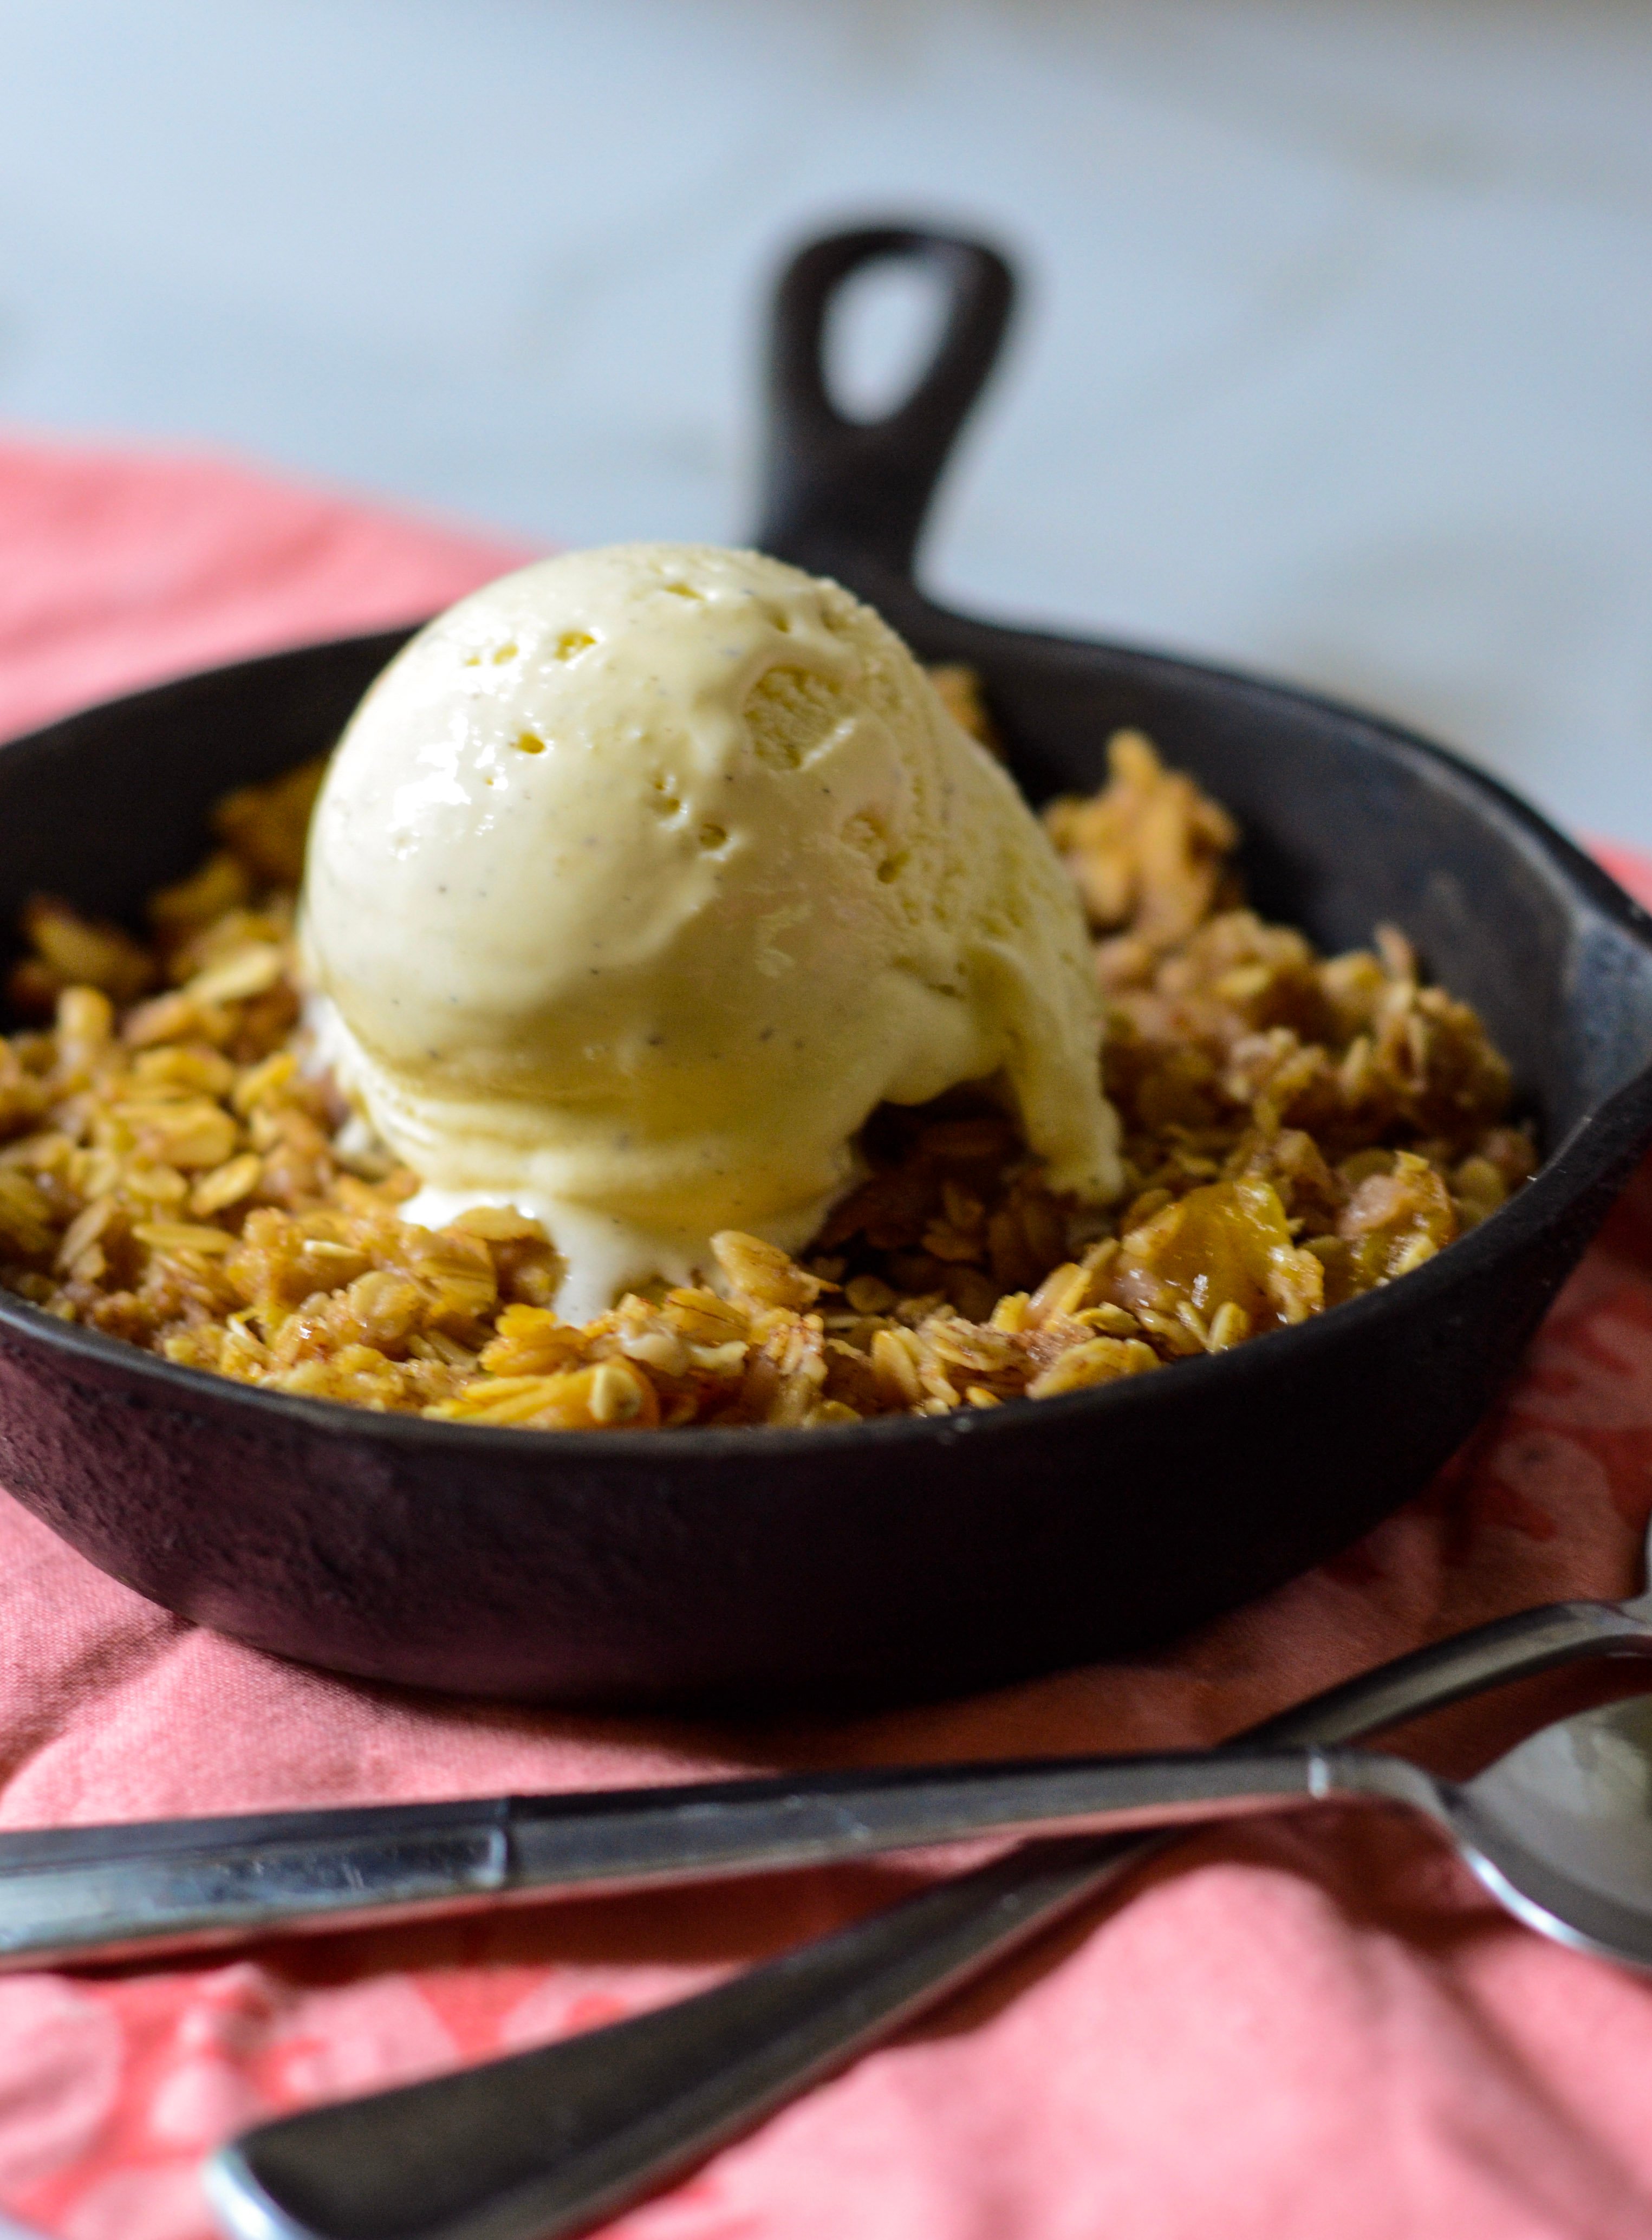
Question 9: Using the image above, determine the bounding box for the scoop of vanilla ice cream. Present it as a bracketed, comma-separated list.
[300, 543, 1121, 1318]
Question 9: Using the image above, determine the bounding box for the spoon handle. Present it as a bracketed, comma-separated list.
[1248, 1597, 1652, 1748]
[15, 1603, 1638, 1972]
[0, 1750, 1318, 1971]
[209, 1598, 1650, 2240]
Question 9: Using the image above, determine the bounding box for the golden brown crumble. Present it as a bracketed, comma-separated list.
[0, 709, 1535, 1431]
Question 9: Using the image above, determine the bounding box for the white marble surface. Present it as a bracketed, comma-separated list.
[0, 0, 1649, 840]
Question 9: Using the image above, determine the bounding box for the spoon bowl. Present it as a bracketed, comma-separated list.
[1447, 1693, 1652, 1965]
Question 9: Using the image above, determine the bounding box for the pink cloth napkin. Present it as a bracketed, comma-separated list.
[5, 432, 1652, 2240]
[0, 432, 533, 740]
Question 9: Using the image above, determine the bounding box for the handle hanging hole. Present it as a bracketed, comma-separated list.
[823, 256, 954, 427]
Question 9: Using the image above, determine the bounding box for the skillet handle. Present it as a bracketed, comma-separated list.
[753, 224, 1014, 589]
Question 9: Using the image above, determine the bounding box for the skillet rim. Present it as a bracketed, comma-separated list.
[3, 616, 1651, 1468]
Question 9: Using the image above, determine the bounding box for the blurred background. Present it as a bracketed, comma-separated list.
[1, 0, 1649, 840]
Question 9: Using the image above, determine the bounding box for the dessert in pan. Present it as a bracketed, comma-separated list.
[0, 225, 1647, 1704]
[0, 544, 1534, 1436]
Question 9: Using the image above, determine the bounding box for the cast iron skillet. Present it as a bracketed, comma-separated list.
[3, 225, 1651, 1707]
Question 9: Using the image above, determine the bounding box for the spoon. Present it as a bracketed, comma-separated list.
[7, 1525, 1652, 1973]
[210, 1683, 1652, 2240]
